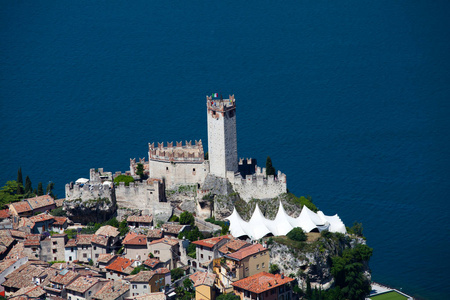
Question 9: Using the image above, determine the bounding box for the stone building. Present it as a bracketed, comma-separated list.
[231, 272, 294, 300]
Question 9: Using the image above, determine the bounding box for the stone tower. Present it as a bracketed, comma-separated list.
[206, 94, 238, 178]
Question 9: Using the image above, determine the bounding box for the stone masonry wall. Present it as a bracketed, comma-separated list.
[227, 170, 287, 201]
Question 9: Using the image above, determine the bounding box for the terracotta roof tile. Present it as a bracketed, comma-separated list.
[91, 234, 109, 246]
[143, 258, 161, 269]
[189, 271, 216, 287]
[29, 213, 55, 223]
[77, 234, 94, 245]
[24, 234, 41, 246]
[127, 292, 166, 300]
[127, 215, 153, 223]
[11, 201, 32, 214]
[149, 237, 179, 247]
[231, 272, 294, 294]
[147, 229, 163, 239]
[105, 257, 134, 274]
[9, 230, 26, 239]
[52, 216, 67, 226]
[65, 239, 77, 247]
[122, 231, 138, 243]
[0, 259, 18, 273]
[51, 269, 80, 285]
[95, 225, 119, 237]
[226, 243, 267, 261]
[10, 285, 46, 298]
[129, 270, 157, 282]
[161, 224, 186, 235]
[6, 242, 25, 259]
[66, 276, 101, 293]
[92, 280, 129, 300]
[97, 253, 116, 264]
[2, 264, 46, 289]
[0, 209, 11, 219]
[25, 195, 55, 210]
[123, 234, 147, 246]
[219, 239, 251, 254]
[18, 217, 35, 229]
[192, 235, 230, 248]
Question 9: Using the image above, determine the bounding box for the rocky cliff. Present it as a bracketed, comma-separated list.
[63, 197, 116, 224]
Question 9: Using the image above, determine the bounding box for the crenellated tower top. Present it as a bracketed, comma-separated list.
[148, 140, 204, 163]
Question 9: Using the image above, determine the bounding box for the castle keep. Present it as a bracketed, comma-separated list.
[65, 94, 287, 216]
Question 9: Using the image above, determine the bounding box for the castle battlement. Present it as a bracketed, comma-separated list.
[206, 94, 236, 113]
[148, 140, 204, 163]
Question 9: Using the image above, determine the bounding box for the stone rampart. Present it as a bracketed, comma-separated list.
[227, 170, 287, 201]
[149, 140, 204, 163]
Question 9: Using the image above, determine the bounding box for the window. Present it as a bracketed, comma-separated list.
[193, 168, 195, 172]
[201, 254, 203, 259]
[69, 256, 72, 261]
[69, 296, 72, 300]
[245, 267, 249, 272]
[95, 253, 99, 258]
[143, 285, 147, 289]
[166, 167, 169, 171]
[53, 241, 57, 245]
[93, 246, 97, 250]
[53, 249, 57, 253]
[262, 262, 265, 268]
[83, 253, 87, 258]
[257, 264, 260, 270]
[71, 247, 74, 252]
[88, 291, 92, 296]
[208, 256, 211, 260]
[154, 250, 160, 254]
[253, 255, 257, 259]
[132, 285, 137, 289]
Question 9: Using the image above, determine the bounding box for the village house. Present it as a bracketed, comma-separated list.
[65, 239, 78, 262]
[50, 234, 67, 262]
[66, 276, 108, 300]
[127, 215, 153, 228]
[192, 235, 231, 270]
[96, 253, 117, 269]
[105, 256, 137, 281]
[231, 272, 294, 300]
[91, 225, 120, 263]
[143, 258, 165, 270]
[189, 271, 217, 300]
[9, 285, 46, 299]
[0, 257, 29, 296]
[123, 232, 149, 261]
[161, 224, 189, 238]
[146, 229, 163, 243]
[26, 195, 57, 214]
[0, 233, 16, 260]
[91, 280, 130, 300]
[1, 261, 49, 294]
[51, 216, 68, 233]
[9, 201, 33, 217]
[127, 268, 170, 296]
[23, 234, 42, 259]
[43, 268, 80, 299]
[214, 243, 269, 293]
[77, 235, 93, 263]
[28, 214, 55, 234]
[124, 292, 167, 300]
[148, 237, 180, 269]
[0, 209, 11, 221]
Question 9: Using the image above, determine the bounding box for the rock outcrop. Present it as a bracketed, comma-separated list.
[63, 197, 116, 224]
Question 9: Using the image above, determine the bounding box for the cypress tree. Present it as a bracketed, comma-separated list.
[265, 156, 276, 177]
[17, 167, 24, 195]
[46, 182, 55, 198]
[24, 176, 32, 194]
[37, 182, 44, 196]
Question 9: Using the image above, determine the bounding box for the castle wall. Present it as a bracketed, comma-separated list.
[227, 170, 287, 201]
[148, 159, 209, 190]
[207, 95, 238, 178]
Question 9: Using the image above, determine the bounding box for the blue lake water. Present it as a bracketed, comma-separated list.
[1, 1, 449, 299]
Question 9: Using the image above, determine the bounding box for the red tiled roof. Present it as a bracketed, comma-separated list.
[129, 270, 157, 282]
[122, 231, 138, 243]
[0, 209, 11, 219]
[147, 229, 163, 239]
[10, 285, 46, 298]
[0, 259, 18, 273]
[11, 201, 32, 214]
[24, 234, 41, 246]
[127, 215, 153, 223]
[123, 234, 147, 246]
[143, 258, 161, 269]
[149, 237, 179, 246]
[226, 243, 267, 261]
[25, 195, 55, 210]
[17, 217, 35, 229]
[66, 276, 101, 293]
[9, 230, 26, 239]
[192, 235, 230, 248]
[189, 271, 216, 287]
[6, 242, 25, 259]
[105, 257, 134, 274]
[232, 272, 294, 294]
[219, 239, 251, 254]
[53, 216, 68, 226]
[65, 239, 77, 248]
[29, 213, 55, 223]
[161, 223, 186, 235]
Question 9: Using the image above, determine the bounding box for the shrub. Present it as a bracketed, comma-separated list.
[269, 264, 280, 274]
[287, 227, 307, 242]
[114, 175, 134, 187]
[179, 211, 195, 226]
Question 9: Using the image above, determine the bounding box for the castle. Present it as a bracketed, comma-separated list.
[65, 95, 287, 215]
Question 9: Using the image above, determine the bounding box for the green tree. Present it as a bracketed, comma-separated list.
[265, 156, 276, 177]
[46, 182, 55, 198]
[170, 268, 184, 282]
[136, 163, 145, 179]
[179, 211, 195, 226]
[287, 227, 307, 242]
[0, 181, 21, 209]
[24, 176, 32, 195]
[217, 294, 240, 300]
[17, 168, 24, 195]
[114, 175, 135, 187]
[119, 219, 129, 236]
[37, 182, 44, 196]
[269, 264, 280, 274]
[348, 222, 364, 237]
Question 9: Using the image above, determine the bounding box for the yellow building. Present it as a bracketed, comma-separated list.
[190, 271, 217, 300]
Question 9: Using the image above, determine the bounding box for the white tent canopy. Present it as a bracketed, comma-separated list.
[75, 178, 89, 184]
[226, 202, 346, 240]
